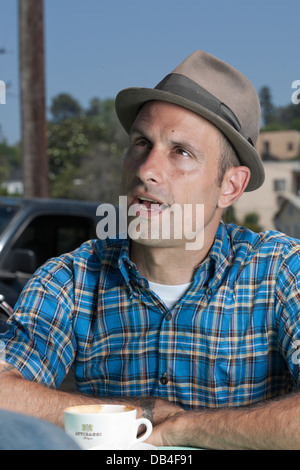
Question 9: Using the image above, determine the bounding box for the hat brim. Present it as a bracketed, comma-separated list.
[115, 87, 265, 192]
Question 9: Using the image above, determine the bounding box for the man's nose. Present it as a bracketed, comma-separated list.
[137, 148, 167, 185]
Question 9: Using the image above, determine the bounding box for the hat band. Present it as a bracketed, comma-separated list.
[155, 73, 254, 146]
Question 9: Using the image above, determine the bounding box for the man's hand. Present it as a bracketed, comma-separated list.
[146, 412, 187, 447]
[136, 397, 187, 447]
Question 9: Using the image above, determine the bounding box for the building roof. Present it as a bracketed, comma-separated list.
[274, 194, 300, 219]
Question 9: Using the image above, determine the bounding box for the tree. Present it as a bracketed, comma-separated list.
[47, 94, 128, 201]
[259, 86, 276, 126]
[86, 98, 102, 117]
[50, 93, 82, 123]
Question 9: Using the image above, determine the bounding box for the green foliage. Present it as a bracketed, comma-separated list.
[242, 212, 262, 232]
[0, 138, 21, 186]
[260, 88, 300, 132]
[260, 123, 286, 132]
[47, 118, 91, 176]
[290, 118, 300, 131]
[47, 95, 128, 201]
[259, 86, 277, 126]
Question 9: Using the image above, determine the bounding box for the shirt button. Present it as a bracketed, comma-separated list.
[165, 313, 172, 321]
[206, 288, 213, 297]
[160, 373, 168, 385]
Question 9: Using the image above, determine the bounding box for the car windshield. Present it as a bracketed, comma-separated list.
[0, 205, 19, 235]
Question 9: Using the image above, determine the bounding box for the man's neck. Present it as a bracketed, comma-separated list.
[130, 239, 214, 285]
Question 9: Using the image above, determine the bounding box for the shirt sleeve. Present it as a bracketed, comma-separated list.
[0, 256, 76, 389]
[275, 246, 300, 385]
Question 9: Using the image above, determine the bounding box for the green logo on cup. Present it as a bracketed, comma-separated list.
[82, 424, 93, 432]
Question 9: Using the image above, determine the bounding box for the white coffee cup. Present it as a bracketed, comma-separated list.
[63, 404, 152, 450]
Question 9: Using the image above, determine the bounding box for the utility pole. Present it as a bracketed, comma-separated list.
[19, 0, 49, 198]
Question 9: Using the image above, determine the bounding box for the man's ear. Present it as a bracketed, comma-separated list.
[218, 166, 251, 209]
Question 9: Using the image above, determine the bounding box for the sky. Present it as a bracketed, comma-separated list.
[0, 0, 299, 145]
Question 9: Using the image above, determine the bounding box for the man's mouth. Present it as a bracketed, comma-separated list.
[131, 195, 169, 215]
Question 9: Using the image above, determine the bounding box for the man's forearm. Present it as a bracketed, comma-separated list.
[0, 364, 182, 428]
[152, 392, 300, 450]
[0, 367, 109, 427]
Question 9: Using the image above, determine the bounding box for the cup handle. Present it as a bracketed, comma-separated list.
[134, 418, 153, 444]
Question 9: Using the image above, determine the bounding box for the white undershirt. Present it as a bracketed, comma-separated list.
[148, 280, 192, 309]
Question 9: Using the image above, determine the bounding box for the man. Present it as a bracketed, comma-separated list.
[1, 50, 300, 449]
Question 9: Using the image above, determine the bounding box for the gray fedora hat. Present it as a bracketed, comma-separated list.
[115, 50, 264, 192]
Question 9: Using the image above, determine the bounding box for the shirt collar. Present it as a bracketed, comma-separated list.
[118, 238, 134, 285]
[192, 220, 233, 289]
[207, 220, 232, 269]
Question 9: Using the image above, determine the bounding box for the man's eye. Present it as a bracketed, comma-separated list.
[136, 139, 149, 148]
[175, 148, 190, 157]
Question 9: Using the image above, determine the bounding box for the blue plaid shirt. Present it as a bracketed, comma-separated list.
[2, 221, 300, 409]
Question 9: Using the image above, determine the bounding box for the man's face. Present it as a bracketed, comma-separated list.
[122, 101, 224, 250]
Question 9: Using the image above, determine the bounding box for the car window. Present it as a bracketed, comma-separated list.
[12, 214, 96, 268]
